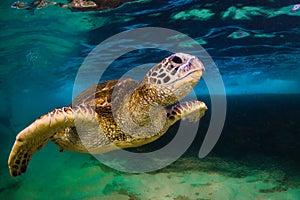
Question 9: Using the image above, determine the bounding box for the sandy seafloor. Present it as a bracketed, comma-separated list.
[0, 0, 300, 199]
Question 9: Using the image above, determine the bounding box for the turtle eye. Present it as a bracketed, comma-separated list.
[171, 56, 182, 64]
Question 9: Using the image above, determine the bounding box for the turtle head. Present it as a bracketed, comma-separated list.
[141, 53, 205, 105]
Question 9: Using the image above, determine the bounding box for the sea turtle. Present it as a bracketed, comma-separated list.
[8, 53, 207, 177]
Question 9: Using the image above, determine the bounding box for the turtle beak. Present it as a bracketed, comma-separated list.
[189, 56, 205, 73]
[179, 56, 205, 80]
[170, 56, 205, 94]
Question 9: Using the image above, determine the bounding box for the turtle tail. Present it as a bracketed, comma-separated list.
[8, 106, 96, 177]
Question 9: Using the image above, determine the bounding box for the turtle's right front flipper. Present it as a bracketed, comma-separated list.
[8, 106, 98, 177]
[167, 100, 207, 125]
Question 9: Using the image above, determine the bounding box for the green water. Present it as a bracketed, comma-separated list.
[1, 143, 299, 199]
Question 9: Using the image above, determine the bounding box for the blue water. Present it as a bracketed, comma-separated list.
[0, 0, 299, 199]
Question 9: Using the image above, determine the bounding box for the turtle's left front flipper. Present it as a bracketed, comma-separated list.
[167, 100, 207, 125]
[8, 106, 98, 177]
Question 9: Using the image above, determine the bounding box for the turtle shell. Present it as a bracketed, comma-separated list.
[71, 78, 139, 113]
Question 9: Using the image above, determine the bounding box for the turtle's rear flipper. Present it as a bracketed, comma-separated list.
[8, 106, 96, 177]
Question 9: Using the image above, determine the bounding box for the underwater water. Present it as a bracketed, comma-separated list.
[0, 0, 299, 199]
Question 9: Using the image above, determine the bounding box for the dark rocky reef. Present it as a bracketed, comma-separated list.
[68, 0, 134, 11]
[11, 0, 134, 12]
